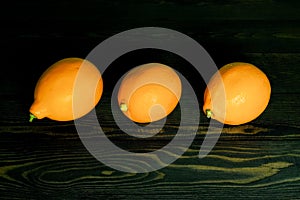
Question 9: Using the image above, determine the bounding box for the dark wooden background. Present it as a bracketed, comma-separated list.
[1, 0, 300, 199]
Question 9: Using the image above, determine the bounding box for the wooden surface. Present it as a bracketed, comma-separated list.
[1, 0, 300, 199]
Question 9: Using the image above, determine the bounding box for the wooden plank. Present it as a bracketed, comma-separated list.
[3, 0, 300, 22]
[0, 90, 299, 136]
[0, 130, 300, 199]
[3, 20, 299, 52]
[1, 1, 299, 199]
[1, 67, 299, 193]
[2, 51, 300, 95]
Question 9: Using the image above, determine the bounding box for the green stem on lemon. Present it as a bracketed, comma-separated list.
[29, 113, 37, 122]
[206, 109, 212, 118]
[120, 103, 128, 112]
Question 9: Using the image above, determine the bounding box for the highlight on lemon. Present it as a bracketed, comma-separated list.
[117, 63, 182, 123]
[203, 62, 271, 125]
[29, 57, 103, 122]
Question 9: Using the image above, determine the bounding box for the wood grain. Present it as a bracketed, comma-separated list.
[1, 91, 300, 199]
[1, 0, 300, 199]
[1, 132, 300, 199]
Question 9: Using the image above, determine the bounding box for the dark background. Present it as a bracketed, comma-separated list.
[1, 0, 300, 199]
[2, 0, 299, 95]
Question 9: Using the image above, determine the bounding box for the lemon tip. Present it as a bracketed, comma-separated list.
[120, 103, 128, 112]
